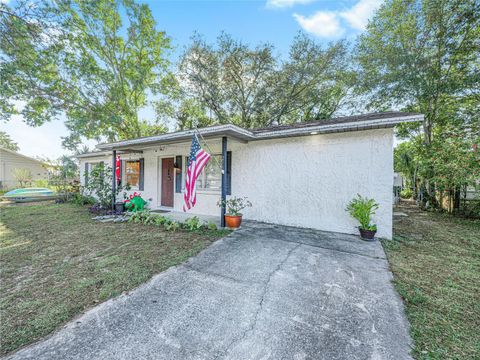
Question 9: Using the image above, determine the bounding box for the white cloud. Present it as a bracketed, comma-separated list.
[293, 11, 343, 38]
[339, 0, 383, 30]
[266, 0, 316, 9]
[293, 0, 382, 37]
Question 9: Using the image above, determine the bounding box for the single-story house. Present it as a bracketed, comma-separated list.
[78, 112, 423, 239]
[0, 147, 49, 190]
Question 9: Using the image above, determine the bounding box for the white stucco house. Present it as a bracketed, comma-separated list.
[0, 147, 49, 190]
[77, 112, 423, 239]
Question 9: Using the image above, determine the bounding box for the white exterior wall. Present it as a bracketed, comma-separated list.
[79, 128, 394, 239]
[231, 128, 394, 239]
[0, 149, 49, 189]
[78, 144, 223, 216]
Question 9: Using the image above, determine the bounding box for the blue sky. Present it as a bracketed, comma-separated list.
[4, 0, 383, 159]
[148, 0, 380, 59]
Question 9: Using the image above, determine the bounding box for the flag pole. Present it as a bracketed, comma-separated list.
[194, 128, 224, 174]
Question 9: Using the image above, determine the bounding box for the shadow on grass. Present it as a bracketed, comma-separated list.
[0, 203, 228, 355]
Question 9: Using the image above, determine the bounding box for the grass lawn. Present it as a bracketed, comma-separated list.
[0, 202, 228, 356]
[383, 203, 480, 360]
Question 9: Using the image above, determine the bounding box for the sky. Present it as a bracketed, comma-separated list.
[2, 0, 383, 159]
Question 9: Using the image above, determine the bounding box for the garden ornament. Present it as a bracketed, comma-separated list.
[124, 192, 147, 212]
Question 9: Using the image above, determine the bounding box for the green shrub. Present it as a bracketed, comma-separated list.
[70, 193, 96, 205]
[346, 194, 379, 231]
[84, 163, 129, 208]
[127, 211, 140, 223]
[153, 216, 168, 226]
[461, 200, 480, 219]
[142, 213, 156, 225]
[400, 188, 413, 199]
[217, 196, 252, 216]
[128, 210, 152, 224]
[207, 222, 218, 231]
[33, 179, 49, 188]
[164, 220, 180, 232]
[183, 216, 203, 231]
[126, 213, 221, 233]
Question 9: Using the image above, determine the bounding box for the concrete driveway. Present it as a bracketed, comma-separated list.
[7, 222, 412, 360]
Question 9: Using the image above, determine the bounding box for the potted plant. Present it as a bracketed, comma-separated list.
[115, 187, 133, 213]
[115, 201, 125, 213]
[217, 196, 252, 229]
[346, 194, 379, 240]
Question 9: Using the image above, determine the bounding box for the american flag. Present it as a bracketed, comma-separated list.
[183, 135, 211, 212]
[115, 155, 121, 185]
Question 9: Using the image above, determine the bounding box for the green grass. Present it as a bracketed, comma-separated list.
[0, 203, 228, 355]
[383, 204, 480, 360]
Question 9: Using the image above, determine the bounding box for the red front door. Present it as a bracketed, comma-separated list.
[161, 158, 174, 207]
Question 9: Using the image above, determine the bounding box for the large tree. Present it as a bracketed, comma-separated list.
[357, 0, 480, 206]
[177, 32, 356, 129]
[178, 33, 277, 128]
[269, 35, 356, 125]
[0, 0, 172, 149]
[0, 131, 19, 151]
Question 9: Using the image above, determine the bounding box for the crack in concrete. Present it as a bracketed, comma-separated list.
[182, 265, 258, 285]
[215, 243, 302, 360]
[258, 236, 386, 260]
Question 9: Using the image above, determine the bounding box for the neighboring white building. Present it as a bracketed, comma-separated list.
[0, 147, 49, 190]
[77, 112, 423, 239]
[393, 172, 404, 204]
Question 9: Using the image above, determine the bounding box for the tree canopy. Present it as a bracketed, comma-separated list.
[175, 32, 356, 129]
[357, 0, 480, 207]
[1, 0, 172, 149]
[0, 131, 19, 151]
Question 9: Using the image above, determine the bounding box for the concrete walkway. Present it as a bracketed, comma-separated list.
[7, 222, 412, 360]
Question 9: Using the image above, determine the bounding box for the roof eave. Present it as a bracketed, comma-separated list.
[254, 114, 424, 139]
[75, 152, 110, 159]
[96, 124, 255, 150]
[94, 114, 423, 150]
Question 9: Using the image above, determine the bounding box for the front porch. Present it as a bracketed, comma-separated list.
[103, 128, 250, 227]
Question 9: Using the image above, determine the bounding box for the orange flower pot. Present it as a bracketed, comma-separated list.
[225, 215, 242, 229]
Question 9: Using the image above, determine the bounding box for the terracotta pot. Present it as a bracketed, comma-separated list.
[225, 215, 242, 229]
[359, 227, 376, 241]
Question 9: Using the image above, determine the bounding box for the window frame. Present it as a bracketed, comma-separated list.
[124, 159, 141, 190]
[183, 154, 223, 193]
[85, 161, 103, 179]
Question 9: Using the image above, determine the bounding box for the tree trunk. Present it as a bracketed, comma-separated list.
[453, 187, 461, 213]
[421, 112, 438, 209]
[412, 168, 418, 199]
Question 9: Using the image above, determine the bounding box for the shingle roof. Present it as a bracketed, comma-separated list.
[94, 111, 423, 151]
[252, 112, 421, 134]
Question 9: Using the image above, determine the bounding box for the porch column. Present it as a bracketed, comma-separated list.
[221, 136, 227, 227]
[112, 150, 116, 211]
